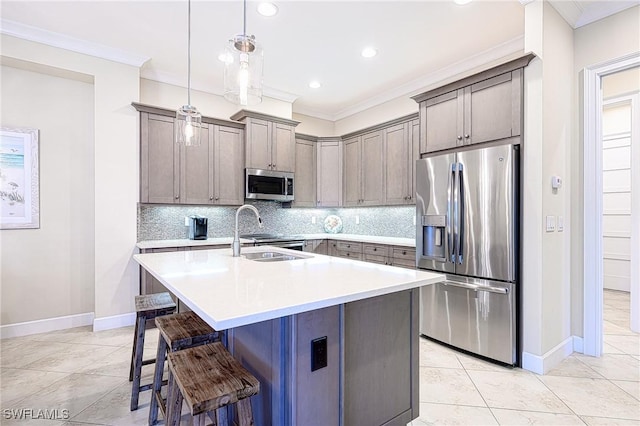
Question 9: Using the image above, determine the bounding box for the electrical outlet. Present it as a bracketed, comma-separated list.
[311, 336, 327, 372]
[413, 215, 416, 226]
[184, 216, 190, 226]
[355, 215, 360, 225]
[558, 216, 564, 232]
[312, 216, 316, 224]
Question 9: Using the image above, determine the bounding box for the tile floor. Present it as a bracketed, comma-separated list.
[1, 290, 638, 425]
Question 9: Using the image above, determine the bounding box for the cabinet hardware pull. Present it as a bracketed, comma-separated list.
[317, 200, 320, 204]
[408, 195, 412, 200]
[457, 136, 462, 141]
[464, 134, 470, 139]
[175, 195, 179, 199]
[402, 251, 407, 255]
[210, 196, 214, 200]
[215, 197, 219, 201]
[273, 164, 276, 169]
[373, 248, 377, 251]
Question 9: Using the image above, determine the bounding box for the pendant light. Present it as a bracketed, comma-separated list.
[175, 0, 202, 146]
[223, 0, 264, 106]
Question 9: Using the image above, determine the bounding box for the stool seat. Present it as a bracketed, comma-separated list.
[135, 292, 176, 316]
[155, 311, 221, 351]
[148, 311, 221, 425]
[129, 292, 177, 411]
[165, 342, 259, 425]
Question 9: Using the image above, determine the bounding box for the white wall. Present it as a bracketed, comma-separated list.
[1, 34, 140, 329]
[571, 5, 640, 336]
[140, 79, 293, 121]
[603, 67, 640, 99]
[334, 96, 417, 136]
[521, 0, 574, 371]
[292, 113, 335, 137]
[0, 64, 95, 325]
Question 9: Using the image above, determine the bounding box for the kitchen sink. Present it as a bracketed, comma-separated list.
[243, 251, 307, 262]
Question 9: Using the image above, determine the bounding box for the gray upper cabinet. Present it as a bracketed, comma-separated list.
[384, 122, 412, 205]
[231, 110, 299, 172]
[293, 136, 316, 207]
[141, 113, 179, 204]
[137, 104, 244, 206]
[413, 55, 533, 154]
[317, 138, 342, 207]
[343, 131, 384, 207]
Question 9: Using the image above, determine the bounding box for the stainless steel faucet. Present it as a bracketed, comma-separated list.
[232, 204, 263, 257]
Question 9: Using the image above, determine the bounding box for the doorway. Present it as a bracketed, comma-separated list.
[582, 53, 640, 357]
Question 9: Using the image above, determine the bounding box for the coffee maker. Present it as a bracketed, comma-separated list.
[188, 215, 208, 240]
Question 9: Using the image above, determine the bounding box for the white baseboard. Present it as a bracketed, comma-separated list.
[0, 312, 94, 339]
[92, 312, 136, 332]
[522, 336, 575, 375]
[572, 336, 584, 353]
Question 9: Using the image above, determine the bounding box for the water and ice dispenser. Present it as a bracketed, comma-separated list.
[421, 215, 446, 261]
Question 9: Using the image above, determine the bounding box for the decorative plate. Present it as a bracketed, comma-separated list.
[323, 215, 343, 234]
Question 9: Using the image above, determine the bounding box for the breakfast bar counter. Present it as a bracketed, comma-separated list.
[133, 247, 444, 426]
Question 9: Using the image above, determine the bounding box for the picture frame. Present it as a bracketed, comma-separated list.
[1, 127, 40, 229]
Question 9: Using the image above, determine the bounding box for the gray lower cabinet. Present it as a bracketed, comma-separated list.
[293, 137, 316, 207]
[303, 239, 328, 254]
[329, 241, 363, 260]
[139, 110, 244, 205]
[229, 290, 419, 426]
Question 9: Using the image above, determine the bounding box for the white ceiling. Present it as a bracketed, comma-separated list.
[1, 1, 636, 121]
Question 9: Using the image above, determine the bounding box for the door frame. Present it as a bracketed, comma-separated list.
[582, 51, 640, 357]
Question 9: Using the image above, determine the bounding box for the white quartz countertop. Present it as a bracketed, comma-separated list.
[133, 246, 442, 330]
[136, 234, 415, 250]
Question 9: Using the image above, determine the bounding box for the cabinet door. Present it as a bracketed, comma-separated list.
[245, 118, 272, 170]
[214, 126, 244, 205]
[272, 123, 296, 172]
[361, 131, 384, 206]
[423, 90, 461, 153]
[384, 123, 409, 205]
[293, 138, 316, 207]
[343, 136, 361, 206]
[467, 70, 522, 145]
[141, 113, 179, 203]
[182, 124, 212, 205]
[317, 140, 342, 207]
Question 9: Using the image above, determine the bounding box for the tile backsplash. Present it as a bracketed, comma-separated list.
[138, 202, 416, 241]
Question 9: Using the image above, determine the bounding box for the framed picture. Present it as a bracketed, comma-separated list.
[1, 127, 40, 229]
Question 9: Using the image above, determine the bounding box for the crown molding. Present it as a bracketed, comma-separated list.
[324, 35, 524, 122]
[0, 19, 150, 67]
[548, 0, 639, 29]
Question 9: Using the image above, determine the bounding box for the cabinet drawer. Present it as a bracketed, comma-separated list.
[335, 250, 363, 261]
[363, 244, 389, 256]
[336, 241, 362, 252]
[363, 253, 388, 265]
[391, 257, 416, 269]
[392, 247, 415, 261]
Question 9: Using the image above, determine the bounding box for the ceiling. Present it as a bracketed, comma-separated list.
[1, 1, 636, 121]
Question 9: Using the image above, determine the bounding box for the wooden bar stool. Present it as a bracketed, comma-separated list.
[165, 342, 260, 426]
[148, 311, 221, 425]
[129, 292, 177, 411]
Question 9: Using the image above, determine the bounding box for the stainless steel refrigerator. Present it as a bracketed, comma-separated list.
[416, 143, 519, 365]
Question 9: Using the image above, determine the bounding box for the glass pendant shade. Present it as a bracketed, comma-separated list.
[175, 105, 202, 146]
[224, 34, 264, 106]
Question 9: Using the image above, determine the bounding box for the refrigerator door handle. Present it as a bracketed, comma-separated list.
[443, 280, 510, 295]
[448, 163, 456, 263]
[457, 164, 464, 264]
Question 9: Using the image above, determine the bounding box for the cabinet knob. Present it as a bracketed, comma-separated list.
[464, 134, 470, 139]
[457, 136, 463, 141]
[272, 164, 276, 169]
[215, 197, 219, 201]
[175, 195, 179, 200]
[268, 163, 272, 168]
[210, 196, 214, 200]
[402, 250, 407, 255]
[408, 195, 412, 200]
[373, 248, 377, 251]
[317, 200, 321, 204]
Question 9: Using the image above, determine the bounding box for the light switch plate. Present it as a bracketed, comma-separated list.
[558, 216, 564, 232]
[546, 215, 556, 232]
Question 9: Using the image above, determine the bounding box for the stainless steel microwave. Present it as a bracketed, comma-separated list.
[245, 168, 294, 202]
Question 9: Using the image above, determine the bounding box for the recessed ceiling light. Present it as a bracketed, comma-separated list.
[454, 0, 473, 5]
[257, 2, 278, 17]
[309, 81, 321, 89]
[361, 47, 377, 58]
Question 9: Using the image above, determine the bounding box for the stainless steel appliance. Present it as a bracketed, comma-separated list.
[416, 143, 519, 365]
[188, 215, 208, 240]
[245, 168, 294, 202]
[240, 233, 305, 251]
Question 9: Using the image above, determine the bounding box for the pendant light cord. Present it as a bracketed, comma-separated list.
[243, 0, 247, 37]
[187, 0, 192, 106]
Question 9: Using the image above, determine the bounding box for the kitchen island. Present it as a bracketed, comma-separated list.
[134, 246, 444, 426]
